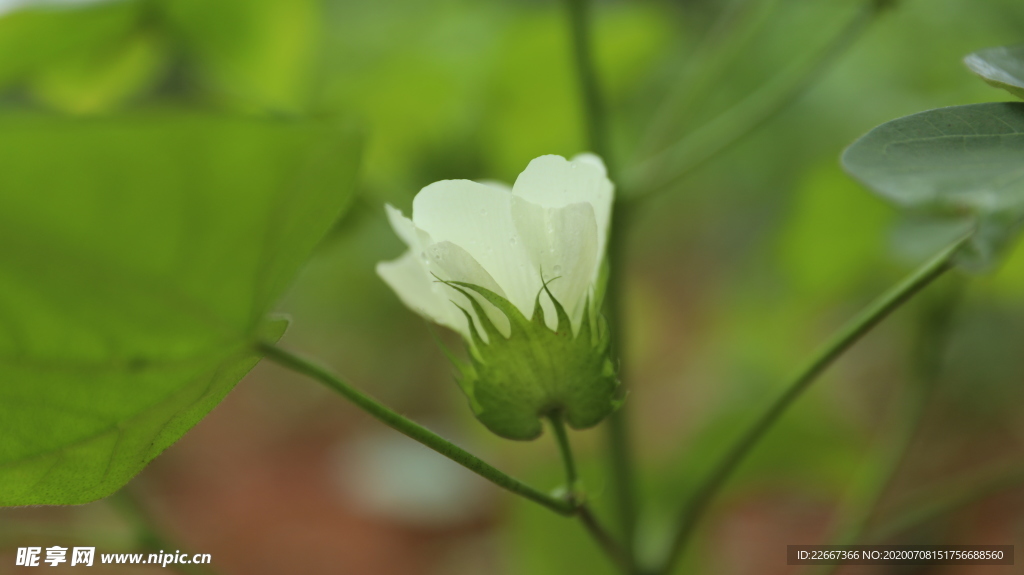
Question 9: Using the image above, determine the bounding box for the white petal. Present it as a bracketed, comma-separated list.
[571, 152, 607, 176]
[376, 252, 470, 339]
[385, 204, 430, 251]
[511, 197, 599, 331]
[510, 154, 614, 260]
[412, 179, 538, 317]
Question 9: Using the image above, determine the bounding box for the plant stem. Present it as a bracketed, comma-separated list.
[604, 200, 641, 573]
[868, 463, 1024, 543]
[550, 412, 579, 491]
[563, 0, 641, 569]
[626, 0, 889, 201]
[635, 0, 783, 158]
[656, 234, 969, 575]
[808, 279, 964, 575]
[606, 400, 639, 566]
[257, 342, 576, 516]
[579, 504, 632, 572]
[550, 412, 631, 571]
[565, 0, 611, 164]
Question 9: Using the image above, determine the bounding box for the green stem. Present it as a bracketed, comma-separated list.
[563, 0, 641, 569]
[605, 200, 639, 567]
[604, 200, 641, 572]
[656, 234, 969, 575]
[606, 402, 639, 567]
[809, 279, 963, 575]
[550, 412, 630, 571]
[565, 0, 611, 164]
[550, 412, 579, 492]
[579, 504, 632, 572]
[258, 342, 575, 516]
[868, 463, 1024, 543]
[626, 0, 889, 201]
[636, 0, 784, 157]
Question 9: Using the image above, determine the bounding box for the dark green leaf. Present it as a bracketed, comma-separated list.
[964, 45, 1024, 100]
[0, 112, 360, 505]
[842, 103, 1024, 271]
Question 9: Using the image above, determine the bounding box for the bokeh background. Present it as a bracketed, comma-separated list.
[2, 0, 1024, 573]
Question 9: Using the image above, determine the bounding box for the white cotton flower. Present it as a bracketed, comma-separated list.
[375, 153, 620, 441]
[376, 153, 613, 342]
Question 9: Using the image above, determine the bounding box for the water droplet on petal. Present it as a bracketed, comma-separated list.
[553, 265, 563, 274]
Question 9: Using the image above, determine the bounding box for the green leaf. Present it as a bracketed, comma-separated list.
[0, 2, 145, 90]
[28, 29, 167, 115]
[964, 45, 1024, 100]
[842, 102, 1024, 272]
[0, 112, 360, 505]
[159, 0, 319, 112]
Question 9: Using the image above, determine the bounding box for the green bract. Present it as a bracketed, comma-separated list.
[842, 102, 1024, 272]
[446, 281, 619, 441]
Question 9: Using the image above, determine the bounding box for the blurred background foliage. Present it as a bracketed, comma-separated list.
[2, 0, 1024, 573]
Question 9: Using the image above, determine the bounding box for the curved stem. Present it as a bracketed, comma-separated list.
[868, 463, 1024, 543]
[579, 504, 632, 572]
[656, 234, 969, 575]
[550, 412, 630, 571]
[257, 342, 575, 516]
[635, 0, 784, 158]
[626, 0, 890, 201]
[808, 279, 964, 575]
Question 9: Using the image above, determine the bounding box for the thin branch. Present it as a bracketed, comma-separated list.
[655, 233, 970, 575]
[258, 342, 576, 516]
[563, 0, 641, 569]
[636, 0, 784, 157]
[807, 280, 964, 575]
[550, 412, 631, 572]
[579, 503, 632, 572]
[868, 463, 1024, 544]
[626, 0, 891, 202]
[565, 0, 611, 165]
[550, 412, 579, 490]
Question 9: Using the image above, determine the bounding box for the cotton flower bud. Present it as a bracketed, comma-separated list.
[376, 154, 621, 440]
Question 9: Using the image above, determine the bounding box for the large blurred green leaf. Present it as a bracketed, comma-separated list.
[0, 2, 140, 88]
[964, 44, 1024, 100]
[159, 0, 319, 112]
[0, 112, 359, 505]
[0, 1, 164, 114]
[28, 28, 167, 114]
[842, 102, 1024, 271]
